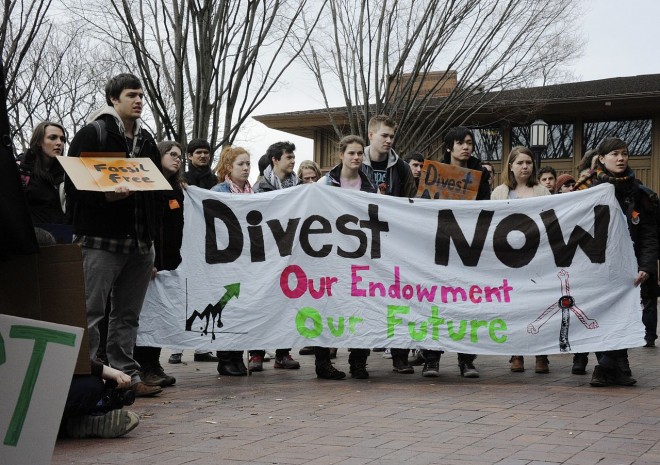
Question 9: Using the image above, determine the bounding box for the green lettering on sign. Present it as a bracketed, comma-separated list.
[295, 307, 323, 338]
[4, 325, 77, 447]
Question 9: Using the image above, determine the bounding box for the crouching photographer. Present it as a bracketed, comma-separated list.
[60, 360, 139, 438]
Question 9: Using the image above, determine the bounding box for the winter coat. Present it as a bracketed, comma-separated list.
[360, 146, 417, 198]
[154, 181, 184, 271]
[184, 164, 217, 190]
[65, 110, 161, 240]
[18, 150, 69, 224]
[321, 163, 377, 193]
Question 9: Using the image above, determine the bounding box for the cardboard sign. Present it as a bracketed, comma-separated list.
[0, 314, 83, 465]
[57, 156, 171, 192]
[415, 159, 482, 200]
[0, 244, 90, 374]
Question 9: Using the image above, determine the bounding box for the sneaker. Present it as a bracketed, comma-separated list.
[299, 346, 315, 355]
[644, 339, 655, 348]
[535, 355, 550, 374]
[422, 360, 440, 377]
[274, 354, 300, 369]
[382, 348, 392, 359]
[128, 382, 162, 397]
[459, 361, 479, 378]
[168, 353, 182, 364]
[66, 409, 139, 438]
[349, 361, 369, 379]
[263, 351, 274, 362]
[248, 355, 264, 372]
[572, 354, 588, 375]
[509, 356, 524, 372]
[316, 360, 346, 380]
[142, 366, 176, 387]
[194, 352, 219, 362]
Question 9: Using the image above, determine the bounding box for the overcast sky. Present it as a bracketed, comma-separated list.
[240, 0, 660, 181]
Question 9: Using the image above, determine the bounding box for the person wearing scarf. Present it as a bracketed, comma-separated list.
[209, 146, 253, 375]
[576, 137, 658, 386]
[250, 141, 301, 370]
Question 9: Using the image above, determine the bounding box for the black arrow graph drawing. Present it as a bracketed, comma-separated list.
[185, 283, 240, 340]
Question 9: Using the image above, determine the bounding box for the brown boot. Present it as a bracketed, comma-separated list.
[129, 381, 162, 397]
[535, 355, 550, 373]
[509, 356, 524, 372]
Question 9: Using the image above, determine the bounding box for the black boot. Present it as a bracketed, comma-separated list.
[348, 349, 370, 379]
[217, 351, 246, 376]
[613, 357, 635, 385]
[391, 348, 414, 374]
[572, 353, 588, 375]
[590, 365, 614, 387]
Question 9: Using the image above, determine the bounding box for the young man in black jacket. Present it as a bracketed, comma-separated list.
[65, 73, 162, 397]
[184, 138, 216, 189]
[421, 126, 491, 379]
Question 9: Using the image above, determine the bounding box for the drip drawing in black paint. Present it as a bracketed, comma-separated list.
[185, 283, 240, 340]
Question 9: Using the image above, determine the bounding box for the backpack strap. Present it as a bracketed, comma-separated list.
[91, 120, 107, 147]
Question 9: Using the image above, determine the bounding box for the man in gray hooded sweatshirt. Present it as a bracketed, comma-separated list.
[65, 73, 162, 398]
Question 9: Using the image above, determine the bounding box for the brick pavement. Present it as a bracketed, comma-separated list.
[53, 347, 660, 465]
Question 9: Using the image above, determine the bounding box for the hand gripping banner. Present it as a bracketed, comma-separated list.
[137, 183, 644, 354]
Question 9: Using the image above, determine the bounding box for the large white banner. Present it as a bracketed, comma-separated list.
[138, 183, 644, 354]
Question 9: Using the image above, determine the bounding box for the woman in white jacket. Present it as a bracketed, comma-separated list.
[491, 146, 551, 373]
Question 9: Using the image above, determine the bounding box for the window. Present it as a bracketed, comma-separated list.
[511, 124, 574, 159]
[582, 120, 651, 156]
[471, 127, 503, 161]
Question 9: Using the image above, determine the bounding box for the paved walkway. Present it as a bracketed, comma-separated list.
[53, 347, 660, 465]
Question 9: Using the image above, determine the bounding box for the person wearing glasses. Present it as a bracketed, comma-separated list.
[133, 141, 185, 388]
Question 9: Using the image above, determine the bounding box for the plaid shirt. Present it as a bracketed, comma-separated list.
[74, 199, 152, 254]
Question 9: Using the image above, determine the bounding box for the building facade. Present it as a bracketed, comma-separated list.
[254, 74, 660, 191]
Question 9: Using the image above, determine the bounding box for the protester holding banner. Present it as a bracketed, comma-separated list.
[133, 141, 186, 388]
[574, 137, 658, 386]
[360, 115, 418, 374]
[420, 126, 492, 378]
[209, 146, 254, 375]
[65, 73, 163, 397]
[298, 158, 327, 359]
[17, 121, 70, 228]
[251, 141, 302, 370]
[313, 135, 377, 380]
[492, 146, 552, 374]
[170, 137, 219, 365]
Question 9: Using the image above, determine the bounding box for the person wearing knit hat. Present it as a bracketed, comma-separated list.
[554, 173, 576, 194]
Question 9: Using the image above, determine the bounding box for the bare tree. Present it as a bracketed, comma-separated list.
[2, 0, 55, 146]
[73, 0, 327, 159]
[300, 0, 584, 158]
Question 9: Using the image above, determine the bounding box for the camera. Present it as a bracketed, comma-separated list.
[96, 380, 135, 413]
